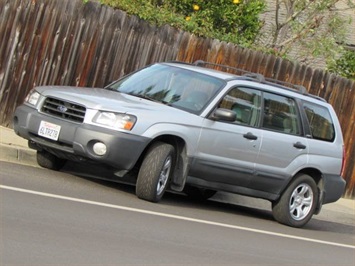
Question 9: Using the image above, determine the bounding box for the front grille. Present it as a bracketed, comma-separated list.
[42, 97, 86, 123]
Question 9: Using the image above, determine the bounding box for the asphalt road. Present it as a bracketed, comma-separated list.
[1, 161, 354, 265]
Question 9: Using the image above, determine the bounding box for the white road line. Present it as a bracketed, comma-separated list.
[1, 184, 354, 249]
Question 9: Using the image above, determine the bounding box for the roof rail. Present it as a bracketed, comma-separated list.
[193, 60, 326, 102]
[194, 60, 265, 82]
[263, 77, 308, 95]
[243, 73, 265, 83]
[294, 85, 308, 94]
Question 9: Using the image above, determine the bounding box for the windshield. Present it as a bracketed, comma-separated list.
[105, 64, 225, 113]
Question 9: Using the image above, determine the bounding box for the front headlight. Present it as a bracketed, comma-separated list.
[24, 90, 41, 106]
[93, 112, 137, 131]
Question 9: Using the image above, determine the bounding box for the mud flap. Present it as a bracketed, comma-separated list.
[314, 188, 324, 215]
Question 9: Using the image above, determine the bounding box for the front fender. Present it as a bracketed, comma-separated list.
[141, 123, 202, 157]
[141, 123, 202, 192]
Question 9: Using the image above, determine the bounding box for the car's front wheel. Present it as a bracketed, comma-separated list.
[272, 174, 318, 228]
[36, 150, 66, 170]
[136, 142, 175, 202]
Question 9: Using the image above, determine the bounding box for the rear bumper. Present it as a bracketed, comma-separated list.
[13, 105, 150, 171]
[322, 174, 346, 204]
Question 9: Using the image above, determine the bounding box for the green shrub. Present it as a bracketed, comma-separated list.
[95, 0, 266, 47]
[169, 0, 265, 45]
[328, 50, 355, 80]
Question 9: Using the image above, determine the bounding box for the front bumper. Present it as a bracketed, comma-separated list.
[13, 105, 150, 171]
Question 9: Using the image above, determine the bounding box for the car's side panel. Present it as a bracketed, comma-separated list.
[190, 119, 262, 187]
[252, 130, 309, 194]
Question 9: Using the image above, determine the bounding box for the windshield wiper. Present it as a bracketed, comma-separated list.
[133, 94, 156, 101]
[104, 87, 118, 92]
[132, 94, 166, 104]
[122, 93, 172, 106]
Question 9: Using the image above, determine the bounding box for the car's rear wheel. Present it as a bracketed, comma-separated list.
[136, 142, 175, 202]
[184, 186, 217, 201]
[272, 174, 318, 228]
[36, 150, 66, 170]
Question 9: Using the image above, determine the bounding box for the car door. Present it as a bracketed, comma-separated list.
[251, 92, 309, 195]
[189, 87, 262, 187]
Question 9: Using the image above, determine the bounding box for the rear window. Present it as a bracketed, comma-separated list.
[303, 101, 335, 142]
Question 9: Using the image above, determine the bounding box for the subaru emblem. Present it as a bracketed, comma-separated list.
[57, 105, 68, 113]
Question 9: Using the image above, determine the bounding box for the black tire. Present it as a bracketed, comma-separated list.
[272, 174, 318, 228]
[184, 186, 217, 201]
[136, 142, 175, 202]
[36, 150, 66, 171]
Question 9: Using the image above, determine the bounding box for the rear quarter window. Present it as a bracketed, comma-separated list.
[303, 101, 335, 142]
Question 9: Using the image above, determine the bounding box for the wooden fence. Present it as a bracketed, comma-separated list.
[1, 0, 354, 197]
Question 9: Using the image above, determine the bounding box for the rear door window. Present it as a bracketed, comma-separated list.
[262, 93, 301, 135]
[303, 101, 335, 142]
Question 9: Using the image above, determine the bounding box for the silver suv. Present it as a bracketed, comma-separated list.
[13, 61, 346, 227]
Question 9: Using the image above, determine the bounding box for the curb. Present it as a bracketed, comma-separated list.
[0, 143, 37, 166]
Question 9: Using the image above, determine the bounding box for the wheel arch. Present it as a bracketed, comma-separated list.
[134, 134, 189, 191]
[295, 168, 323, 186]
[277, 167, 323, 200]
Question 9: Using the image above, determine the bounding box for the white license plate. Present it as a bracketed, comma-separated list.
[38, 121, 61, 141]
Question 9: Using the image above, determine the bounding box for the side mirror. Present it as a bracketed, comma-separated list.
[212, 108, 236, 122]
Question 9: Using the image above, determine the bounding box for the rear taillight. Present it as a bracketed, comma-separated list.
[341, 145, 346, 177]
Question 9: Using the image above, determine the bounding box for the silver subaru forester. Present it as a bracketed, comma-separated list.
[14, 61, 346, 227]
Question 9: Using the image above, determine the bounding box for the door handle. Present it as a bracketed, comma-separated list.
[243, 132, 258, 140]
[293, 141, 306, 149]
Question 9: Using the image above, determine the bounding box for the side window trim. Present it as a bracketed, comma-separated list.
[295, 98, 310, 138]
[212, 86, 310, 138]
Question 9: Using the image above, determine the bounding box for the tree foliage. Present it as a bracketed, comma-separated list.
[97, 0, 266, 47]
[166, 0, 266, 46]
[257, 0, 354, 69]
[328, 50, 355, 79]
